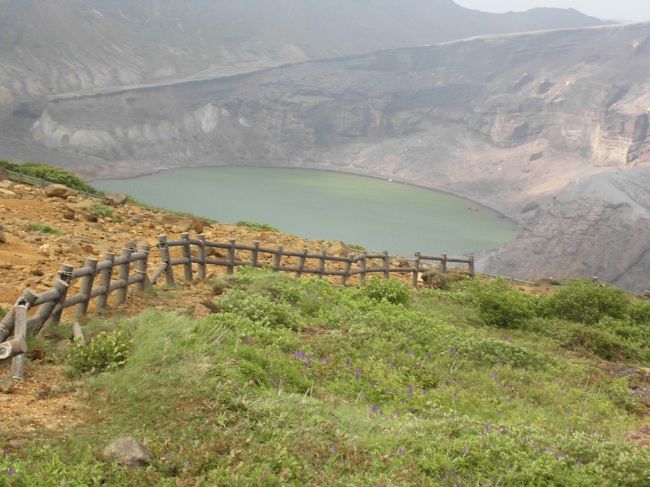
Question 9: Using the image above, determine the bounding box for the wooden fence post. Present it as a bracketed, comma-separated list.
[50, 264, 74, 324]
[441, 253, 448, 273]
[227, 239, 236, 275]
[11, 293, 36, 380]
[116, 245, 134, 306]
[76, 258, 98, 318]
[197, 235, 207, 281]
[359, 253, 367, 285]
[251, 241, 260, 268]
[468, 255, 475, 277]
[136, 244, 151, 292]
[318, 249, 326, 278]
[96, 252, 114, 311]
[297, 249, 307, 278]
[341, 256, 352, 286]
[181, 233, 193, 282]
[383, 251, 390, 279]
[273, 246, 283, 272]
[412, 252, 421, 288]
[158, 235, 175, 288]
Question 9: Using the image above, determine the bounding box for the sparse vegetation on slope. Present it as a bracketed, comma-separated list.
[0, 161, 101, 195]
[2, 271, 648, 485]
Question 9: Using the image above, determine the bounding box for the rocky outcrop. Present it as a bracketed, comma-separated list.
[485, 168, 650, 290]
[0, 0, 604, 101]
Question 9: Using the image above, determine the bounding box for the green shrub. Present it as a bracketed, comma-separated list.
[236, 221, 280, 232]
[468, 279, 535, 328]
[468, 338, 545, 368]
[348, 243, 367, 252]
[543, 280, 629, 324]
[0, 160, 100, 195]
[27, 222, 60, 235]
[66, 329, 131, 376]
[629, 300, 650, 326]
[0, 307, 6, 318]
[361, 277, 411, 306]
[218, 289, 302, 330]
[89, 203, 113, 218]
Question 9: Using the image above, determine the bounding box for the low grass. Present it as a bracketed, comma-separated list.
[236, 221, 280, 232]
[2, 272, 648, 485]
[26, 222, 61, 236]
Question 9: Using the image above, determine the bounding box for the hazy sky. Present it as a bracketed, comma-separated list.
[455, 1, 650, 21]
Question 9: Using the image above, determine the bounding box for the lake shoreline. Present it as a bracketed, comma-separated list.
[89, 163, 520, 226]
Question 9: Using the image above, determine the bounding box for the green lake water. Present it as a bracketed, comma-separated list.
[95, 167, 518, 257]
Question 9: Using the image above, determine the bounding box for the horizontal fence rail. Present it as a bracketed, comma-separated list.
[0, 233, 474, 376]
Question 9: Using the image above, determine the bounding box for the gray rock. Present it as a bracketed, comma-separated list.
[102, 436, 153, 468]
[105, 193, 128, 206]
[44, 184, 75, 199]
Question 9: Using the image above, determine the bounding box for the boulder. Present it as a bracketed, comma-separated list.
[0, 188, 16, 198]
[105, 193, 128, 206]
[326, 240, 350, 257]
[44, 184, 75, 199]
[0, 180, 13, 189]
[102, 436, 153, 468]
[174, 218, 204, 234]
[192, 303, 214, 320]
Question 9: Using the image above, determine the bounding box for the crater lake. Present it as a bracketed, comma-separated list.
[95, 167, 518, 257]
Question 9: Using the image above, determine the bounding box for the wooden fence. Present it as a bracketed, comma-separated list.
[0, 233, 474, 378]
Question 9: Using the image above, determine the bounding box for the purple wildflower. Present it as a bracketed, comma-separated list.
[331, 445, 337, 454]
[246, 337, 254, 345]
[407, 386, 414, 396]
[355, 367, 362, 379]
[7, 467, 14, 477]
[370, 404, 379, 413]
[325, 357, 332, 365]
[397, 447, 405, 456]
[449, 347, 458, 356]
[450, 470, 458, 478]
[345, 357, 351, 366]
[483, 423, 492, 432]
[294, 350, 305, 360]
[461, 447, 469, 455]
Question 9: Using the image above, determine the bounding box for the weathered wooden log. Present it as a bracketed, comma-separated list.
[297, 249, 307, 278]
[158, 235, 176, 287]
[227, 239, 236, 275]
[76, 258, 97, 318]
[150, 262, 167, 285]
[273, 246, 283, 272]
[383, 251, 390, 279]
[96, 252, 115, 311]
[341, 256, 352, 286]
[197, 235, 207, 281]
[115, 245, 134, 306]
[181, 233, 193, 282]
[412, 252, 421, 288]
[251, 241, 260, 268]
[72, 321, 85, 345]
[11, 298, 29, 378]
[29, 280, 68, 335]
[49, 264, 74, 324]
[135, 244, 151, 292]
[0, 290, 37, 343]
[359, 253, 367, 285]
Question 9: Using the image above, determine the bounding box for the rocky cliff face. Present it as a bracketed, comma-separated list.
[0, 0, 603, 101]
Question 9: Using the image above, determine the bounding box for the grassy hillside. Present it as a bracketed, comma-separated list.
[2, 270, 648, 485]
